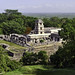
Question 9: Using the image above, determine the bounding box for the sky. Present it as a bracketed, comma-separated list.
[0, 0, 75, 13]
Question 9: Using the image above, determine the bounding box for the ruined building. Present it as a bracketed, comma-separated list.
[0, 19, 62, 47]
[27, 19, 62, 44]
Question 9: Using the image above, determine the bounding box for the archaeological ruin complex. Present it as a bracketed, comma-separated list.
[0, 19, 62, 47]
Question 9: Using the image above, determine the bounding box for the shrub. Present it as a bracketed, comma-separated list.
[50, 41, 75, 68]
[20, 52, 38, 65]
[38, 51, 48, 65]
[20, 51, 48, 65]
[40, 39, 44, 43]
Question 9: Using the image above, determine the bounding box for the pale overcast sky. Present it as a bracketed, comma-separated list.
[0, 0, 75, 13]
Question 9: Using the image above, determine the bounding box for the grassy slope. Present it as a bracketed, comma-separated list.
[4, 65, 75, 75]
[0, 40, 26, 53]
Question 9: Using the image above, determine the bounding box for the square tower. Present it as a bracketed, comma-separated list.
[34, 19, 44, 34]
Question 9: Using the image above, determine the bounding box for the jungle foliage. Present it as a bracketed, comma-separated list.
[20, 51, 48, 65]
[1, 9, 75, 35]
[0, 46, 21, 73]
[50, 19, 75, 68]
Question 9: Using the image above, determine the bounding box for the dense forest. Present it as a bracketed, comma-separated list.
[50, 17, 75, 68]
[0, 9, 75, 35]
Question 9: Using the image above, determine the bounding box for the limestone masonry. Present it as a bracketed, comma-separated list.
[0, 19, 63, 61]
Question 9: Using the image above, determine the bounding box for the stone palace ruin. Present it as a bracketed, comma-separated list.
[0, 19, 62, 47]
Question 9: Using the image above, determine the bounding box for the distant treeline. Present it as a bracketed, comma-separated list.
[23, 13, 75, 18]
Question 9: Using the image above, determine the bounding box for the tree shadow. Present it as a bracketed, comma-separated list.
[35, 69, 57, 75]
[35, 65, 75, 75]
[35, 65, 55, 75]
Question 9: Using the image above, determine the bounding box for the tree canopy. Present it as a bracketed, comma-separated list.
[1, 9, 75, 35]
[20, 51, 48, 65]
[50, 18, 75, 68]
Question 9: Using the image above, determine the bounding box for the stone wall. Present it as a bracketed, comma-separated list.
[10, 42, 62, 61]
[32, 42, 62, 56]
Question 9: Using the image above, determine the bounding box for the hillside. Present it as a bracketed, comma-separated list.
[0, 40, 26, 51]
[0, 40, 62, 61]
[0, 40, 27, 61]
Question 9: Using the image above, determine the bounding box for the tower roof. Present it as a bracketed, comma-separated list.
[35, 19, 43, 23]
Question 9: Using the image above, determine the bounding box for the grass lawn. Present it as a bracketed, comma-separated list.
[4, 65, 75, 75]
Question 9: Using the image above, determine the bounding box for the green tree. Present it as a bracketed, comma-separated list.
[50, 41, 75, 68]
[2, 21, 26, 35]
[0, 14, 7, 23]
[0, 28, 3, 34]
[50, 18, 75, 68]
[4, 9, 21, 15]
[20, 52, 38, 65]
[59, 22, 75, 41]
[38, 51, 48, 64]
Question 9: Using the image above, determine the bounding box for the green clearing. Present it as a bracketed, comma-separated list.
[4, 65, 75, 75]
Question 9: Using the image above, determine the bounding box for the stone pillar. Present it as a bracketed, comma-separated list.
[53, 37, 55, 41]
